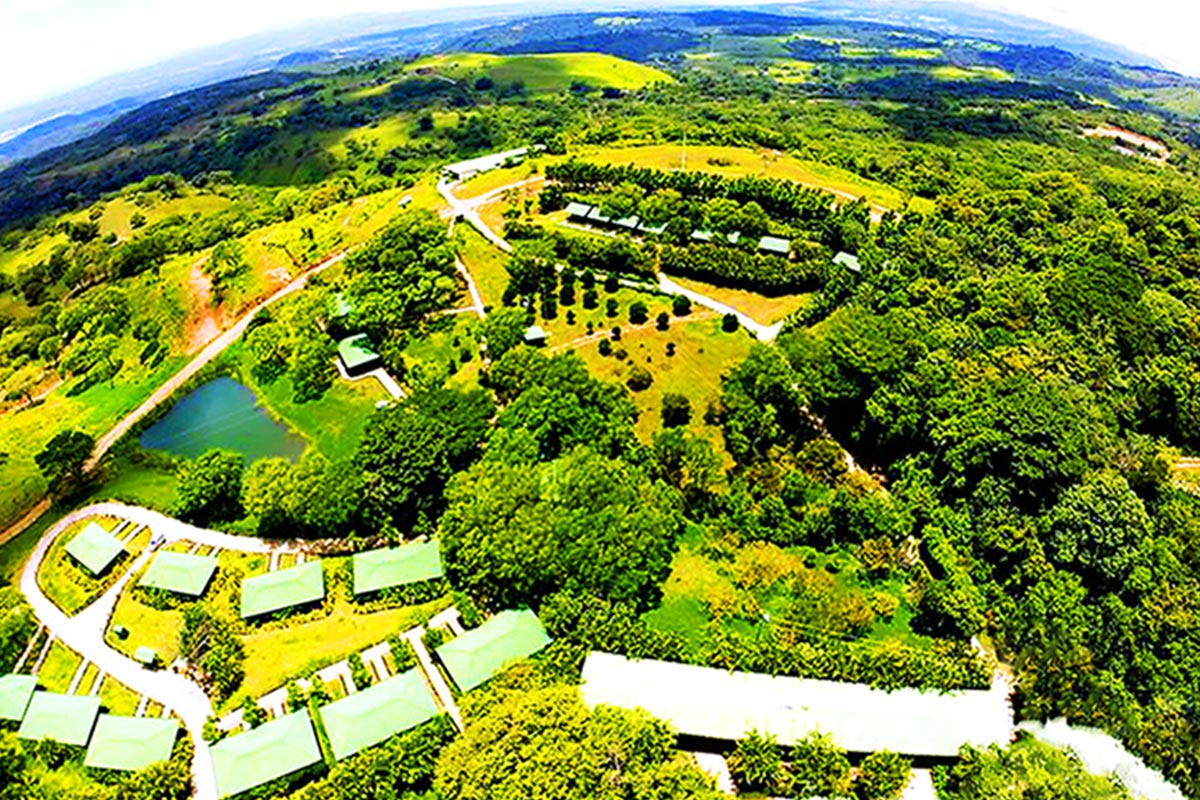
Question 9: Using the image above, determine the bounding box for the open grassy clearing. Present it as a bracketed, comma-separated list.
[666, 274, 811, 326]
[106, 590, 183, 665]
[454, 226, 510, 308]
[403, 313, 485, 391]
[571, 314, 753, 447]
[405, 52, 673, 92]
[476, 180, 545, 236]
[454, 160, 550, 200]
[890, 47, 943, 59]
[580, 143, 933, 214]
[81, 193, 233, 241]
[0, 231, 70, 277]
[767, 59, 817, 84]
[36, 640, 82, 693]
[231, 593, 451, 711]
[929, 64, 1014, 82]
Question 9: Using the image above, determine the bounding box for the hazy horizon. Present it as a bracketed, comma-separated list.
[0, 0, 1196, 115]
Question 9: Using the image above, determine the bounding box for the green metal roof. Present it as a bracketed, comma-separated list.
[352, 540, 444, 596]
[330, 292, 353, 319]
[565, 202, 593, 218]
[758, 235, 791, 255]
[85, 714, 177, 771]
[211, 709, 323, 798]
[337, 334, 381, 371]
[240, 561, 325, 619]
[320, 668, 439, 760]
[0, 674, 36, 722]
[18, 691, 101, 746]
[435, 609, 551, 692]
[833, 251, 862, 272]
[134, 646, 158, 665]
[64, 521, 125, 576]
[139, 550, 218, 596]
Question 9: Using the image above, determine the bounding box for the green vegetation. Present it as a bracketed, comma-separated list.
[938, 736, 1132, 799]
[405, 52, 673, 92]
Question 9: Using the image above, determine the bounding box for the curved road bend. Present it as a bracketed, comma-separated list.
[22, 502, 303, 800]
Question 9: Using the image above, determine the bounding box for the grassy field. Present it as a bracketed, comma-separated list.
[455, 226, 511, 309]
[580, 144, 933, 214]
[405, 52, 673, 92]
[98, 676, 140, 715]
[36, 640, 82, 693]
[84, 194, 233, 241]
[455, 161, 547, 201]
[106, 590, 184, 665]
[231, 592, 450, 711]
[890, 47, 943, 59]
[572, 314, 752, 446]
[767, 59, 817, 84]
[929, 64, 1014, 82]
[667, 275, 810, 326]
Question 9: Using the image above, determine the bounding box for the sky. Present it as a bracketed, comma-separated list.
[0, 0, 1199, 113]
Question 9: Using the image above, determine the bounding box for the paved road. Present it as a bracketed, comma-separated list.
[22, 502, 301, 800]
[438, 177, 513, 253]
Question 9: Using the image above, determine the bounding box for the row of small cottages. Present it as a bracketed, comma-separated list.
[565, 201, 793, 258]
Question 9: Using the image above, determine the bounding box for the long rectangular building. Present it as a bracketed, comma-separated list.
[580, 652, 1012, 758]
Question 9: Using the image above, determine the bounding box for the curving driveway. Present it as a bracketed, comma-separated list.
[21, 502, 303, 800]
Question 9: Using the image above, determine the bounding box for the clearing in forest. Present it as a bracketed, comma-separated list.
[405, 52, 673, 92]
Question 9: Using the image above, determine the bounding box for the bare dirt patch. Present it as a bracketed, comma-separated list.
[184, 257, 225, 353]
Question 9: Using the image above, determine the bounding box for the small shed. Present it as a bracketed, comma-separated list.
[210, 709, 323, 798]
[329, 292, 353, 320]
[565, 202, 593, 221]
[435, 609, 551, 692]
[240, 561, 326, 619]
[18, 691, 101, 747]
[65, 521, 125, 577]
[833, 251, 862, 273]
[320, 669, 439, 760]
[639, 220, 667, 236]
[691, 229, 714, 243]
[134, 646, 158, 666]
[337, 334, 382, 377]
[758, 235, 791, 256]
[139, 550, 218, 597]
[523, 326, 548, 347]
[612, 215, 641, 232]
[0, 674, 36, 722]
[353, 540, 444, 596]
[85, 715, 177, 771]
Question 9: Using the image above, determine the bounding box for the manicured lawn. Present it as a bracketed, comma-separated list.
[666, 274, 811, 326]
[230, 593, 450, 712]
[98, 677, 141, 715]
[37, 516, 131, 615]
[580, 143, 934, 214]
[86, 462, 180, 512]
[36, 640, 82, 693]
[76, 663, 100, 695]
[242, 354, 387, 462]
[573, 314, 754, 446]
[455, 161, 549, 201]
[106, 591, 183, 665]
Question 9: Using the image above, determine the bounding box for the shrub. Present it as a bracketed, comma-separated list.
[627, 366, 653, 391]
[598, 339, 613, 357]
[722, 313, 740, 332]
[672, 294, 692, 316]
[656, 312, 670, 330]
[606, 298, 619, 317]
[629, 301, 649, 325]
[661, 393, 691, 428]
[728, 730, 782, 793]
[856, 751, 912, 800]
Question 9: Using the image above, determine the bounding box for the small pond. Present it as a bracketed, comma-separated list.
[139, 376, 306, 462]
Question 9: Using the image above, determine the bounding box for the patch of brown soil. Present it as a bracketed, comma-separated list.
[184, 257, 226, 353]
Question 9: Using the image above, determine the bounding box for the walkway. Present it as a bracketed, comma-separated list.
[404, 627, 462, 730]
[657, 273, 783, 342]
[21, 502, 303, 800]
[437, 177, 513, 254]
[332, 357, 405, 400]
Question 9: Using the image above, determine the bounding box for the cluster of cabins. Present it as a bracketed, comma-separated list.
[564, 201, 793, 257]
[0, 674, 179, 772]
[49, 519, 553, 798]
[209, 606, 550, 798]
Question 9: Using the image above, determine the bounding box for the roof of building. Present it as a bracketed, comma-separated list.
[565, 202, 594, 218]
[435, 608, 551, 692]
[320, 668, 440, 760]
[586, 206, 613, 224]
[758, 235, 791, 255]
[580, 652, 1012, 758]
[613, 215, 640, 230]
[337, 334, 382, 371]
[85, 715, 177, 772]
[240, 561, 325, 619]
[444, 147, 533, 178]
[639, 221, 668, 235]
[524, 325, 548, 344]
[352, 540, 444, 596]
[139, 550, 218, 597]
[210, 709, 323, 798]
[691, 229, 714, 242]
[134, 646, 158, 665]
[17, 691, 101, 747]
[330, 292, 354, 319]
[0, 674, 36, 722]
[726, 231, 742, 245]
[65, 521, 125, 576]
[833, 251, 862, 272]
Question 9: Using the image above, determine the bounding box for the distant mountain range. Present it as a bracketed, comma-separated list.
[0, 0, 1177, 168]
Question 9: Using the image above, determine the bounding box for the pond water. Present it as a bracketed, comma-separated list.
[139, 376, 306, 462]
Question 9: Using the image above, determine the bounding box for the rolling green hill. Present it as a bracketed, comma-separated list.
[404, 52, 673, 92]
